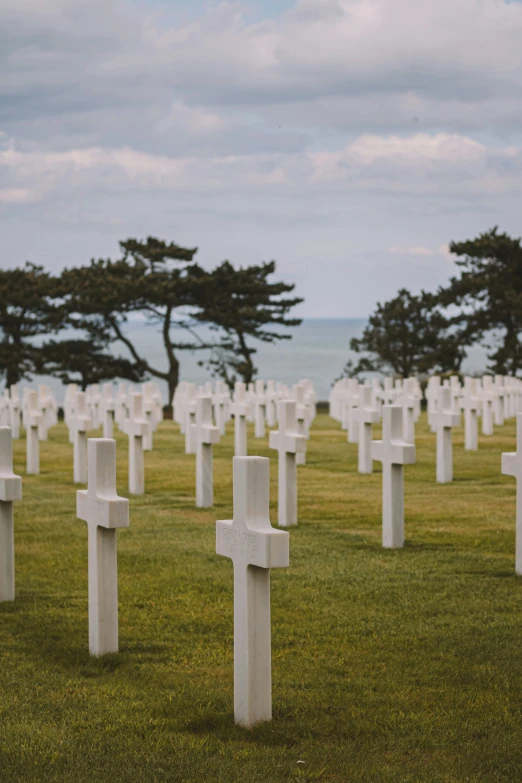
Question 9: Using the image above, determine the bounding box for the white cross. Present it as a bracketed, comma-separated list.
[77, 438, 129, 656]
[356, 385, 379, 474]
[230, 382, 250, 457]
[9, 385, 21, 440]
[461, 379, 481, 451]
[0, 427, 22, 602]
[216, 456, 289, 727]
[434, 387, 460, 483]
[494, 375, 505, 426]
[102, 383, 115, 438]
[269, 400, 306, 527]
[123, 393, 150, 495]
[254, 380, 266, 439]
[70, 391, 92, 484]
[371, 405, 416, 548]
[213, 382, 230, 436]
[191, 395, 220, 507]
[480, 378, 495, 435]
[502, 413, 522, 574]
[398, 379, 417, 444]
[184, 384, 197, 455]
[293, 383, 308, 465]
[25, 390, 43, 475]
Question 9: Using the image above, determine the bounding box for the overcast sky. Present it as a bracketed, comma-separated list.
[2, 0, 522, 317]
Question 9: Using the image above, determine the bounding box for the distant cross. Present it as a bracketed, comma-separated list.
[481, 377, 496, 435]
[184, 384, 197, 455]
[25, 390, 43, 475]
[434, 387, 460, 483]
[213, 382, 230, 436]
[123, 393, 150, 495]
[356, 385, 379, 474]
[70, 391, 92, 484]
[502, 413, 522, 575]
[293, 384, 308, 465]
[77, 438, 129, 656]
[192, 396, 220, 507]
[371, 405, 416, 549]
[345, 379, 360, 444]
[102, 383, 115, 439]
[142, 382, 156, 451]
[230, 382, 250, 457]
[254, 380, 266, 439]
[269, 400, 306, 527]
[462, 379, 480, 451]
[9, 385, 21, 440]
[265, 380, 277, 427]
[399, 379, 417, 444]
[494, 375, 505, 426]
[0, 427, 22, 602]
[216, 456, 289, 728]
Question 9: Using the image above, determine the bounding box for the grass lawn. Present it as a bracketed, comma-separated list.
[1, 412, 522, 782]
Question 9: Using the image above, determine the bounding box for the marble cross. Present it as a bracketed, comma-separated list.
[434, 387, 460, 483]
[265, 380, 277, 427]
[123, 393, 149, 495]
[462, 379, 480, 451]
[254, 380, 266, 439]
[356, 384, 379, 474]
[269, 400, 306, 527]
[399, 379, 417, 444]
[216, 456, 289, 728]
[192, 395, 220, 507]
[9, 385, 20, 440]
[70, 391, 92, 484]
[0, 427, 22, 602]
[371, 405, 416, 549]
[230, 382, 250, 457]
[213, 382, 230, 436]
[184, 384, 197, 455]
[102, 383, 115, 438]
[501, 413, 522, 574]
[494, 375, 505, 426]
[481, 377, 495, 436]
[77, 438, 129, 655]
[293, 384, 308, 465]
[142, 382, 156, 451]
[25, 390, 44, 475]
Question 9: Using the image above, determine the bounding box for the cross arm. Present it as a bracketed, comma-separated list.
[77, 491, 129, 529]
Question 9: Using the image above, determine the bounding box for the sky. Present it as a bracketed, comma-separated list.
[2, 0, 522, 317]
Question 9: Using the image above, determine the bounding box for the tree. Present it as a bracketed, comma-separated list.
[196, 260, 303, 386]
[0, 263, 62, 387]
[60, 237, 205, 404]
[347, 288, 466, 379]
[439, 227, 522, 375]
[40, 338, 147, 390]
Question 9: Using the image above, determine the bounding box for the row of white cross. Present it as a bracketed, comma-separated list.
[4, 374, 522, 729]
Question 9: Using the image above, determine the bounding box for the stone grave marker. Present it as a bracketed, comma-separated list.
[123, 393, 149, 495]
[0, 427, 22, 602]
[216, 456, 289, 728]
[77, 438, 129, 655]
[434, 387, 460, 483]
[26, 390, 43, 475]
[357, 385, 379, 474]
[269, 400, 306, 527]
[192, 395, 220, 508]
[371, 405, 416, 548]
[230, 382, 250, 457]
[502, 412, 522, 574]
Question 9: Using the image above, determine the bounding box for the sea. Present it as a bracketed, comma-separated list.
[24, 318, 490, 404]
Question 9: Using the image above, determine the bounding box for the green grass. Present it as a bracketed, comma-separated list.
[1, 413, 521, 782]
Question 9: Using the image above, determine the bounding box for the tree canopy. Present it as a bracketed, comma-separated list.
[439, 227, 522, 375]
[347, 288, 466, 379]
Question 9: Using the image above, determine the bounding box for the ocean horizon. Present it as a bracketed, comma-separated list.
[20, 318, 491, 404]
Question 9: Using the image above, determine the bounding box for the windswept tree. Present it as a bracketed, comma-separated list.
[0, 263, 62, 387]
[197, 260, 303, 386]
[439, 227, 522, 375]
[40, 337, 147, 390]
[345, 288, 466, 379]
[60, 237, 204, 404]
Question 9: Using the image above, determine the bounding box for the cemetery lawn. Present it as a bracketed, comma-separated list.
[2, 415, 522, 783]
